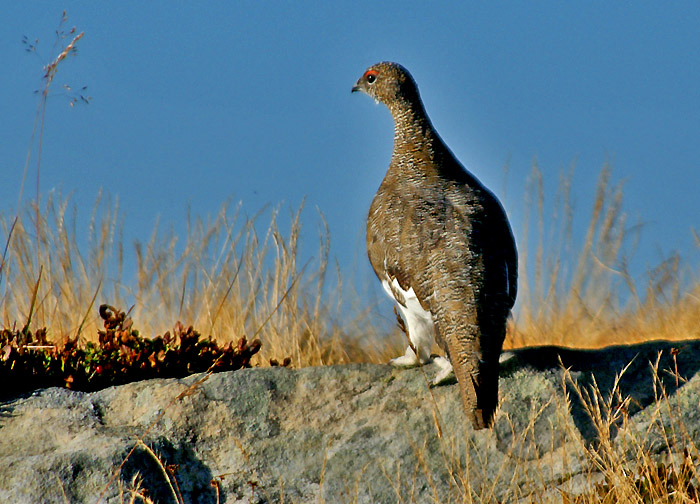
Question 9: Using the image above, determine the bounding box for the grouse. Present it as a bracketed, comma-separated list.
[352, 62, 518, 429]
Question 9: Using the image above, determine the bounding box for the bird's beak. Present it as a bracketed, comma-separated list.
[351, 76, 365, 94]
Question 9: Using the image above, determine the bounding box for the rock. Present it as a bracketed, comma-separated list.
[1, 340, 699, 503]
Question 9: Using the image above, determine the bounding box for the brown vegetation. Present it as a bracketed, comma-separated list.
[0, 303, 260, 396]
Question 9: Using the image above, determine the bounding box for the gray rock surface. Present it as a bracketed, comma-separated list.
[1, 340, 699, 503]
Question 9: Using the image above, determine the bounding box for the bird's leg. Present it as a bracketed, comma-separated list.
[389, 306, 422, 367]
[394, 306, 407, 335]
[389, 305, 433, 367]
[430, 356, 455, 386]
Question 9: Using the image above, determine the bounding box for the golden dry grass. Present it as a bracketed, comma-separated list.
[510, 163, 700, 350]
[0, 195, 391, 367]
[2, 163, 699, 368]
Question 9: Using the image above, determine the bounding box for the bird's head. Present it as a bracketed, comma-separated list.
[351, 62, 420, 111]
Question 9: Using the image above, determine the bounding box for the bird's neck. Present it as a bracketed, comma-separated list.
[390, 104, 438, 157]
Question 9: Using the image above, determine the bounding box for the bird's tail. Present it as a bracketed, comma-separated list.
[472, 352, 501, 429]
[443, 333, 494, 429]
[441, 315, 504, 430]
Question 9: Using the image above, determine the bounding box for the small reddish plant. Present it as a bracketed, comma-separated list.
[0, 304, 261, 397]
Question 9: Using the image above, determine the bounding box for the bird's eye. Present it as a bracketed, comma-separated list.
[366, 73, 377, 84]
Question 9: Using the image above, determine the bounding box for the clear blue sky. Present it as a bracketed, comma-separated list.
[2, 2, 699, 311]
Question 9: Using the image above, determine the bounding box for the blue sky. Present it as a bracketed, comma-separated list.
[2, 2, 699, 313]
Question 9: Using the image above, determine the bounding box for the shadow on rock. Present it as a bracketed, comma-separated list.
[121, 438, 218, 504]
[500, 339, 700, 446]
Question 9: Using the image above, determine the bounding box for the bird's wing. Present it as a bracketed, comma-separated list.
[416, 188, 511, 429]
[418, 202, 491, 428]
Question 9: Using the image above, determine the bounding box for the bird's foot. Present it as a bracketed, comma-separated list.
[499, 351, 516, 364]
[430, 356, 455, 387]
[389, 346, 429, 368]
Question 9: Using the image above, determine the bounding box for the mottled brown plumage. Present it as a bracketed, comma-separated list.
[352, 62, 517, 429]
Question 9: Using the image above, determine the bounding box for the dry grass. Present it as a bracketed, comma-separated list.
[556, 356, 700, 504]
[400, 354, 700, 503]
[2, 162, 700, 368]
[510, 162, 700, 349]
[0, 195, 389, 367]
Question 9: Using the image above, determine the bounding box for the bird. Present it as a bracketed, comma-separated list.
[352, 62, 517, 429]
